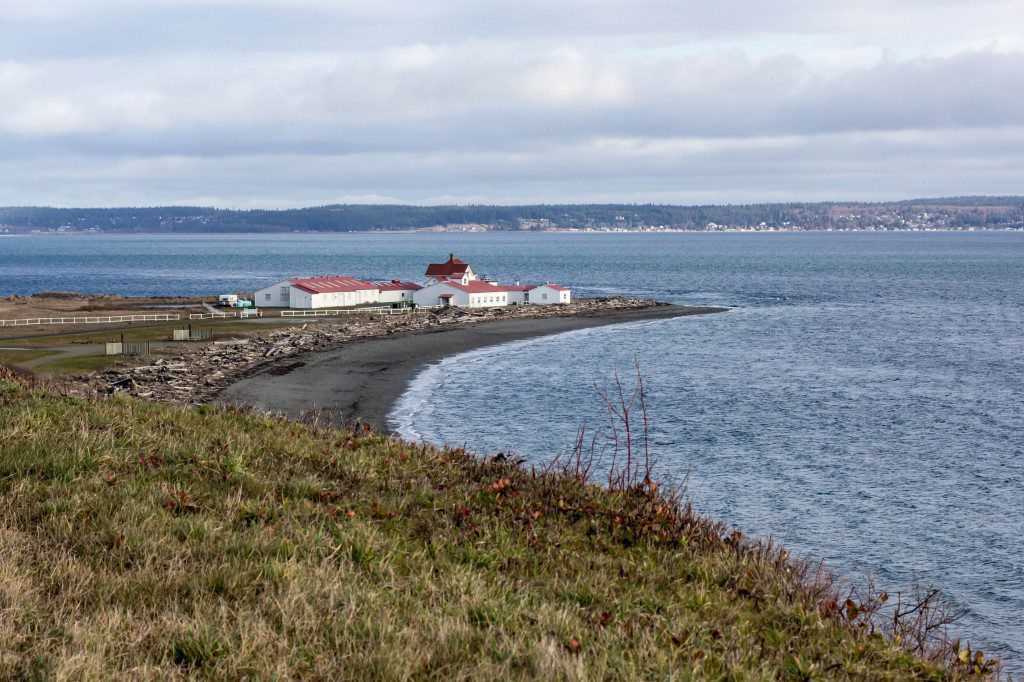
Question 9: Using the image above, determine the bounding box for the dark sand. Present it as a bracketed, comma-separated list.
[219, 304, 726, 432]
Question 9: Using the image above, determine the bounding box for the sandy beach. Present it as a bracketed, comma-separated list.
[219, 304, 725, 431]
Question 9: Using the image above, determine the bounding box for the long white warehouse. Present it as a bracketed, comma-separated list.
[255, 277, 379, 309]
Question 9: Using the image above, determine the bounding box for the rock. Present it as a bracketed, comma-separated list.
[68, 297, 662, 407]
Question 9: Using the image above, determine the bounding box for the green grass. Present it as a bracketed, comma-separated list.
[0, 349, 59, 365]
[0, 375, 953, 679]
[1, 319, 309, 347]
[34, 353, 123, 374]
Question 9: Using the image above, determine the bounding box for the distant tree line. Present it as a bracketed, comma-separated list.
[2, 197, 1023, 233]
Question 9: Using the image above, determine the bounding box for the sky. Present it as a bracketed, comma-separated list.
[1, 0, 1023, 208]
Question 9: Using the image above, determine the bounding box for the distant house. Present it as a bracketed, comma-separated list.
[374, 280, 422, 306]
[527, 284, 571, 305]
[413, 278, 509, 308]
[425, 253, 476, 284]
[505, 284, 571, 305]
[254, 276, 379, 309]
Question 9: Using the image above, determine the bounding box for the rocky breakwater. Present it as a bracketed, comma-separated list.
[72, 297, 671, 406]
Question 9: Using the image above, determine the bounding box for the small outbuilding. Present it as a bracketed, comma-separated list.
[527, 283, 571, 305]
[374, 280, 423, 306]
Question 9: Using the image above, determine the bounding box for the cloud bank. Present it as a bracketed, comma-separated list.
[0, 0, 1022, 206]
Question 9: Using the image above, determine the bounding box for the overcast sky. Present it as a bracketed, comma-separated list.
[1, 0, 1022, 207]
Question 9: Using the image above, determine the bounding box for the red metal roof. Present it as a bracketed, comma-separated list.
[538, 283, 569, 291]
[431, 278, 509, 294]
[425, 253, 472, 277]
[374, 280, 423, 291]
[289, 276, 376, 294]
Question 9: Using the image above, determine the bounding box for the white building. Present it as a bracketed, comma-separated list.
[413, 279, 509, 308]
[527, 283, 571, 305]
[253, 256, 570, 311]
[374, 280, 423, 306]
[424, 253, 477, 284]
[504, 285, 532, 305]
[503, 284, 571, 305]
[254, 276, 379, 309]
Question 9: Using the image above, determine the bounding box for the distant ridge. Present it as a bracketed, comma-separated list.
[2, 196, 1023, 233]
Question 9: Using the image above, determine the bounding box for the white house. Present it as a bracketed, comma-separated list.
[413, 278, 509, 308]
[254, 276, 379, 309]
[374, 280, 422, 306]
[503, 284, 572, 305]
[424, 253, 477, 285]
[527, 284, 571, 305]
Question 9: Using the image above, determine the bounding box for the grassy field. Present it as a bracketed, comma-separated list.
[0, 348, 60, 365]
[0, 318, 311, 346]
[33, 353, 125, 374]
[0, 372, 969, 679]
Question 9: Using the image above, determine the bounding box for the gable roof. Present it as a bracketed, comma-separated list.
[429, 278, 508, 294]
[536, 283, 569, 291]
[289, 276, 376, 294]
[425, 253, 472, 277]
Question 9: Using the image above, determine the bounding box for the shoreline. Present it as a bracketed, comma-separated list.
[218, 304, 724, 431]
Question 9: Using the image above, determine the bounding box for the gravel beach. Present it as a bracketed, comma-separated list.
[219, 304, 725, 431]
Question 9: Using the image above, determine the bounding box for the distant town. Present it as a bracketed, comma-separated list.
[2, 197, 1023, 234]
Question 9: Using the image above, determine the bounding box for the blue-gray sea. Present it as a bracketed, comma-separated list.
[2, 232, 1022, 665]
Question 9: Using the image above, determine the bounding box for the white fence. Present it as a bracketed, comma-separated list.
[188, 312, 241, 320]
[0, 313, 180, 327]
[279, 306, 416, 318]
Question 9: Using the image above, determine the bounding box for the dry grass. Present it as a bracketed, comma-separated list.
[0, 370, 960, 679]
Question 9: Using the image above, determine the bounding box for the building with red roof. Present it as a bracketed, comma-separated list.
[252, 256, 569, 310]
[425, 253, 476, 284]
[373, 280, 423, 305]
[412, 274, 571, 308]
[255, 276, 379, 309]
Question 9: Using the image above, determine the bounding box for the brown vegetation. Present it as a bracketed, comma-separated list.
[0, 362, 990, 678]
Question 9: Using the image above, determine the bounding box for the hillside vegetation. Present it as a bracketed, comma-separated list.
[2, 196, 1023, 233]
[0, 374, 959, 679]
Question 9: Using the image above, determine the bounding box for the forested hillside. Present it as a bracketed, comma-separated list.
[2, 197, 1023, 233]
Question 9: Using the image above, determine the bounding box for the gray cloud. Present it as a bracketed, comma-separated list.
[0, 0, 1022, 206]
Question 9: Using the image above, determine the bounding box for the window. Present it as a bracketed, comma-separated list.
[264, 293, 270, 301]
[542, 293, 548, 300]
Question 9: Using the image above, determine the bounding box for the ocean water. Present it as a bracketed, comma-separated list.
[2, 231, 1022, 665]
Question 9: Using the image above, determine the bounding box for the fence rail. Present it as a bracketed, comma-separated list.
[279, 306, 416, 318]
[189, 312, 241, 320]
[0, 313, 180, 327]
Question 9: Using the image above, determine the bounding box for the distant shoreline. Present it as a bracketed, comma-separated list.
[4, 228, 1023, 236]
[219, 304, 725, 432]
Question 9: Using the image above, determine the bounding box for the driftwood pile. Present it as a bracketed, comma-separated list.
[72, 297, 666, 405]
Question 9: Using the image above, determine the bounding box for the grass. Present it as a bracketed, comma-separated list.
[0, 373, 959, 679]
[0, 319, 309, 346]
[0, 348, 60, 365]
[34, 353, 124, 374]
